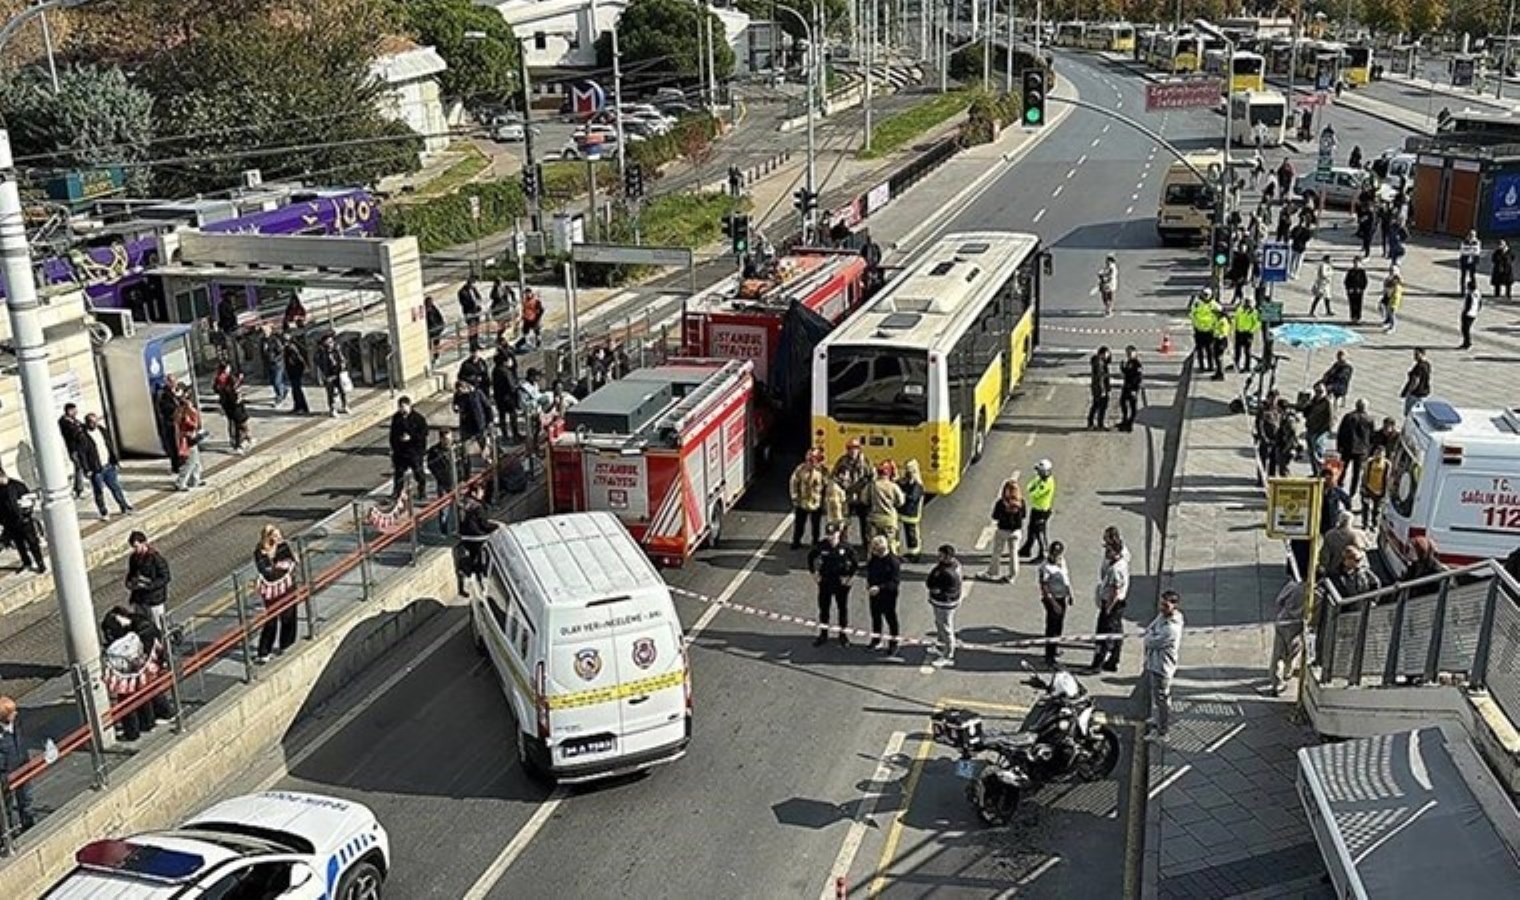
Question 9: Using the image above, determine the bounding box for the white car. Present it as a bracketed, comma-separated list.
[43, 791, 390, 900]
[491, 121, 526, 142]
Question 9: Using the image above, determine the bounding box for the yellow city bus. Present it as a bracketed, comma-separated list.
[1168, 33, 1203, 72]
[1055, 22, 1088, 48]
[1343, 43, 1373, 86]
[811, 232, 1043, 496]
[1088, 23, 1136, 53]
[1229, 50, 1267, 92]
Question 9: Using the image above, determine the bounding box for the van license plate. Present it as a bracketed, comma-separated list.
[562, 736, 616, 758]
[955, 760, 978, 780]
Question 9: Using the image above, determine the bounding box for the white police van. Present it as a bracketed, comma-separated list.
[1381, 400, 1520, 577]
[42, 791, 390, 899]
[471, 511, 691, 783]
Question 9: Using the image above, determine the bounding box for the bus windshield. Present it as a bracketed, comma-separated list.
[1345, 46, 1371, 67]
[1248, 103, 1285, 127]
[1234, 56, 1265, 75]
[1164, 182, 1215, 208]
[827, 347, 929, 426]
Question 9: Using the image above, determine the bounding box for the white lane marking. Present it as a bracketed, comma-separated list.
[1052, 185, 1064, 197]
[1065, 168, 1077, 179]
[1090, 137, 1101, 147]
[1044, 385, 1057, 401]
[1102, 124, 1111, 133]
[1076, 154, 1088, 166]
[1116, 99, 1124, 108]
[1204, 722, 1247, 753]
[1148, 763, 1193, 799]
[975, 522, 998, 551]
[1016, 857, 1062, 886]
[257, 617, 470, 791]
[461, 793, 569, 900]
[1024, 431, 1037, 447]
[822, 731, 907, 898]
[686, 515, 793, 641]
[1125, 205, 1135, 215]
[1130, 192, 1140, 201]
[1033, 208, 1046, 223]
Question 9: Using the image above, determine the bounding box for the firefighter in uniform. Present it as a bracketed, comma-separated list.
[865, 463, 905, 554]
[897, 459, 926, 561]
[832, 439, 873, 547]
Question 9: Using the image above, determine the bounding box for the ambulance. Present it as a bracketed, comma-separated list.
[472, 512, 691, 783]
[1380, 400, 1520, 577]
[548, 359, 756, 565]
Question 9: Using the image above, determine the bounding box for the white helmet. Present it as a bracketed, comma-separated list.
[1034, 459, 1053, 476]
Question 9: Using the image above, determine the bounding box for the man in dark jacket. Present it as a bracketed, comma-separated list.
[1298, 383, 1333, 472]
[154, 377, 183, 471]
[492, 352, 522, 442]
[0, 695, 35, 830]
[80, 413, 132, 518]
[314, 333, 349, 416]
[424, 295, 446, 359]
[1118, 346, 1144, 432]
[1400, 348, 1431, 416]
[454, 482, 498, 596]
[452, 380, 495, 456]
[926, 544, 964, 666]
[426, 430, 468, 534]
[457, 347, 489, 392]
[459, 277, 484, 351]
[125, 530, 171, 632]
[0, 471, 43, 573]
[388, 396, 429, 499]
[1343, 257, 1369, 323]
[1086, 347, 1113, 431]
[58, 402, 88, 498]
[1335, 399, 1375, 496]
[808, 524, 859, 647]
[282, 332, 311, 415]
[259, 325, 289, 407]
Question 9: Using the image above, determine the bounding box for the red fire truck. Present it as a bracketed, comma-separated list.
[547, 359, 756, 566]
[680, 249, 875, 436]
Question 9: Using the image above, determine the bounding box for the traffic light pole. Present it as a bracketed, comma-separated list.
[777, 3, 817, 242]
[518, 44, 541, 233]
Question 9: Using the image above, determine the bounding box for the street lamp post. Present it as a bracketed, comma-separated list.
[1196, 19, 1235, 298]
[0, 0, 110, 742]
[1500, 0, 1517, 101]
[777, 3, 818, 241]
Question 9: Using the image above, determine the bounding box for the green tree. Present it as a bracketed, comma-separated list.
[599, 0, 735, 83]
[1358, 0, 1410, 35]
[1406, 0, 1446, 35]
[394, 0, 519, 104]
[1449, 0, 1502, 37]
[735, 0, 847, 42]
[65, 0, 281, 66]
[0, 64, 155, 191]
[143, 0, 421, 194]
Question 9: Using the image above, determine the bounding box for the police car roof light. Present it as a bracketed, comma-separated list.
[76, 840, 205, 883]
[1422, 400, 1462, 430]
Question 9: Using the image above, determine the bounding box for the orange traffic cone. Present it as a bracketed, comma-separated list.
[1159, 332, 1173, 355]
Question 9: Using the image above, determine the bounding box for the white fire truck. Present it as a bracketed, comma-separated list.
[548, 359, 756, 566]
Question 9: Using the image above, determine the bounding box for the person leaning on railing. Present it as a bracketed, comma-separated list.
[252, 525, 300, 665]
[453, 483, 500, 597]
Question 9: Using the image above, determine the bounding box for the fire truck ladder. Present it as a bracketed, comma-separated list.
[640, 360, 751, 448]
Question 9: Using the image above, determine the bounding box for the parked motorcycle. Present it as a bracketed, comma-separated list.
[931, 665, 1121, 826]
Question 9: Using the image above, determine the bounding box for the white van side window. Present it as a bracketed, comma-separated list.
[507, 606, 521, 650]
[483, 578, 509, 632]
[518, 618, 534, 658]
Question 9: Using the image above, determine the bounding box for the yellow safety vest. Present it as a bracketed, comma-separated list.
[1233, 307, 1260, 336]
[1026, 475, 1056, 512]
[1211, 314, 1231, 340]
[1189, 301, 1216, 332]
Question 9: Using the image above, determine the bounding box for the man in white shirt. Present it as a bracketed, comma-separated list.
[1458, 230, 1482, 294]
[1145, 591, 1185, 741]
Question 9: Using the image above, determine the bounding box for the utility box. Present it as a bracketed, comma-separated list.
[1404, 141, 1520, 240]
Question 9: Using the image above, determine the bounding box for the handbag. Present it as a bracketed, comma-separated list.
[339, 370, 354, 393]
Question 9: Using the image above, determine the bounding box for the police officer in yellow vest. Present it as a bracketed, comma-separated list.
[1210, 309, 1232, 381]
[1018, 459, 1056, 561]
[1232, 300, 1261, 373]
[1188, 292, 1218, 373]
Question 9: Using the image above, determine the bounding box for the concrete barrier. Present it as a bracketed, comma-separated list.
[0, 546, 457, 894]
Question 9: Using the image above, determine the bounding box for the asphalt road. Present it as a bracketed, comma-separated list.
[203, 52, 1422, 898]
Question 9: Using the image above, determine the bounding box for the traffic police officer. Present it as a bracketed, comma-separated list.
[1189, 292, 1218, 373]
[807, 523, 860, 647]
[1019, 459, 1057, 562]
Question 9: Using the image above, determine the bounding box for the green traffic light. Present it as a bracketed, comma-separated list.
[1025, 107, 1042, 124]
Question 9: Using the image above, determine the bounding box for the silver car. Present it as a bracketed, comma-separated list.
[1293, 166, 1372, 208]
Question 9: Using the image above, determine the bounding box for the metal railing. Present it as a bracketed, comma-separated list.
[1316, 559, 1520, 724]
[0, 441, 526, 854]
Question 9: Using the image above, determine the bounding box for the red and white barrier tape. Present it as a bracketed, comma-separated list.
[669, 586, 1266, 652]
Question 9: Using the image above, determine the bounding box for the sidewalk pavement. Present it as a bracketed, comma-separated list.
[1143, 193, 1520, 898]
[1383, 71, 1517, 113]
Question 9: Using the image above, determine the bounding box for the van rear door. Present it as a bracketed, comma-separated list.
[616, 613, 689, 759]
[546, 603, 625, 767]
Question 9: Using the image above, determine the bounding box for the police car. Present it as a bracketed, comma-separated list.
[43, 791, 389, 899]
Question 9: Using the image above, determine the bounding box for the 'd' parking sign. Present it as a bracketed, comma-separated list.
[1262, 241, 1290, 283]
